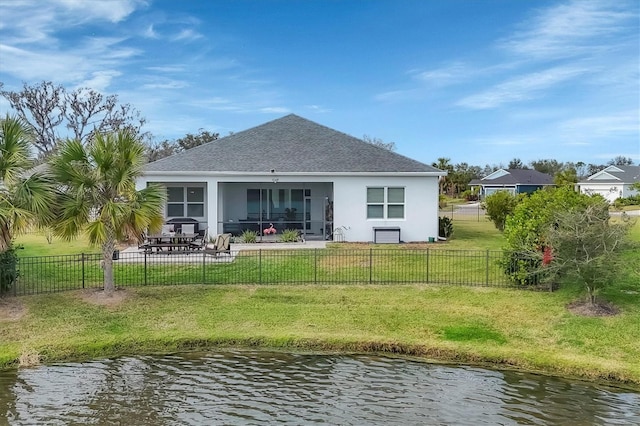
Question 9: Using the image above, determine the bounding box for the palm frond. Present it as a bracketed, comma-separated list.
[0, 115, 33, 185]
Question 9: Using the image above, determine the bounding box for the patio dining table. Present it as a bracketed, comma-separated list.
[146, 233, 198, 253]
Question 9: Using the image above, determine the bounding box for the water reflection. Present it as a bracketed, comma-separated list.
[0, 351, 638, 425]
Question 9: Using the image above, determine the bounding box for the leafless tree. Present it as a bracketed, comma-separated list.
[362, 134, 396, 151]
[1, 81, 146, 157]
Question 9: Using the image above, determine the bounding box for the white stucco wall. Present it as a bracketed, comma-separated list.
[332, 175, 440, 242]
[138, 173, 441, 242]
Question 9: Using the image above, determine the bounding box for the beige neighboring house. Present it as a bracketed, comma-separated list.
[577, 165, 640, 203]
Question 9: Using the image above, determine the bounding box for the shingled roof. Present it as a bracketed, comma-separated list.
[470, 169, 554, 186]
[145, 114, 441, 174]
[580, 165, 640, 184]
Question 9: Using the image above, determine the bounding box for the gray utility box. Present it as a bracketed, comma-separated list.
[373, 227, 401, 244]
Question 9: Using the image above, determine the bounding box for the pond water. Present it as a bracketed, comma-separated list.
[0, 351, 638, 425]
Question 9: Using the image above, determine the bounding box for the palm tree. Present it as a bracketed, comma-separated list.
[48, 131, 166, 295]
[432, 157, 453, 195]
[0, 115, 54, 253]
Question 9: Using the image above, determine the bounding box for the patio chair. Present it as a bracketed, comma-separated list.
[189, 229, 208, 251]
[207, 233, 232, 256]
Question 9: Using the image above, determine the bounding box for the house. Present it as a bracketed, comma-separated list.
[577, 165, 640, 203]
[136, 114, 446, 243]
[470, 168, 554, 199]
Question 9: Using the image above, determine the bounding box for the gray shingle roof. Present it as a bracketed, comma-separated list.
[145, 114, 441, 173]
[475, 169, 554, 185]
[579, 165, 640, 184]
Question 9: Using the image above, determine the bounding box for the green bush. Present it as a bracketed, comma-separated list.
[461, 188, 479, 201]
[482, 191, 521, 231]
[438, 194, 447, 208]
[613, 195, 640, 209]
[279, 229, 300, 243]
[502, 250, 546, 286]
[439, 216, 454, 238]
[0, 247, 19, 294]
[241, 229, 258, 243]
[502, 187, 606, 286]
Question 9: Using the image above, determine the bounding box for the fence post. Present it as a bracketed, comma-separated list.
[259, 249, 262, 284]
[477, 204, 481, 222]
[425, 248, 429, 283]
[81, 253, 85, 289]
[314, 248, 317, 284]
[485, 250, 490, 286]
[369, 248, 373, 284]
[202, 250, 206, 284]
[144, 251, 148, 286]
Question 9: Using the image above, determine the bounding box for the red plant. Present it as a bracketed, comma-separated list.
[542, 246, 553, 265]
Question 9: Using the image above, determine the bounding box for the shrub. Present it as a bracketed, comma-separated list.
[241, 229, 258, 243]
[613, 195, 640, 209]
[438, 216, 454, 238]
[461, 188, 479, 201]
[0, 246, 19, 294]
[482, 191, 520, 231]
[502, 187, 606, 286]
[542, 203, 633, 303]
[279, 229, 300, 243]
[438, 194, 447, 208]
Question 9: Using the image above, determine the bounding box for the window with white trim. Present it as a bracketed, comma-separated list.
[367, 187, 404, 219]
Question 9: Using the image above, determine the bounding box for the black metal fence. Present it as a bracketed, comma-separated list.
[5, 248, 550, 296]
[439, 204, 484, 221]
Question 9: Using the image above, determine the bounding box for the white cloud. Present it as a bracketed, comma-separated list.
[142, 80, 189, 90]
[457, 66, 587, 109]
[172, 28, 203, 42]
[143, 24, 158, 39]
[0, 43, 87, 81]
[374, 89, 423, 102]
[146, 66, 187, 73]
[500, 0, 637, 60]
[0, 0, 146, 90]
[304, 105, 331, 113]
[259, 107, 290, 114]
[414, 62, 469, 87]
[55, 0, 145, 24]
[595, 153, 640, 161]
[558, 111, 640, 139]
[78, 70, 122, 92]
[0, 35, 140, 86]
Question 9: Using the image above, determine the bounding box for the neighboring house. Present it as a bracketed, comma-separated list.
[136, 114, 446, 243]
[470, 169, 554, 199]
[577, 165, 640, 203]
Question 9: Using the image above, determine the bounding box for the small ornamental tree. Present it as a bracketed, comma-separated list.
[482, 191, 520, 231]
[541, 203, 633, 305]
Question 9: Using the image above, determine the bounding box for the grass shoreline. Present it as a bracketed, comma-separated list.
[1, 284, 639, 390]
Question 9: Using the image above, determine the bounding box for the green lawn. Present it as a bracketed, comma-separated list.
[16, 232, 97, 256]
[1, 281, 639, 387]
[4, 219, 638, 387]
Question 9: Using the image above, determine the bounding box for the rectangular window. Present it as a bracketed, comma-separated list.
[166, 186, 205, 218]
[186, 187, 204, 217]
[367, 187, 405, 219]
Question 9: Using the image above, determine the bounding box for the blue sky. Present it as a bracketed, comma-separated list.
[0, 0, 638, 167]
